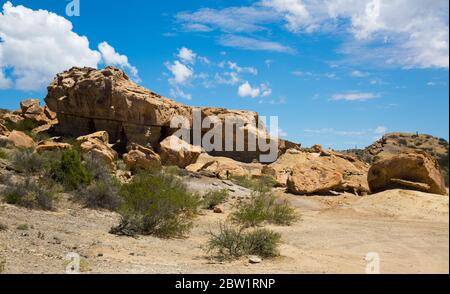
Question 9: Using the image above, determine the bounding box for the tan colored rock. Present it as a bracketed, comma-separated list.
[263, 148, 369, 195]
[4, 130, 35, 148]
[2, 113, 24, 125]
[123, 143, 161, 170]
[186, 153, 262, 180]
[31, 120, 58, 134]
[36, 141, 72, 153]
[159, 136, 202, 168]
[76, 132, 118, 167]
[43, 106, 57, 120]
[368, 151, 447, 195]
[0, 123, 10, 136]
[20, 98, 40, 113]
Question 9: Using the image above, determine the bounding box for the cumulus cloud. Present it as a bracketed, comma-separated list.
[0, 2, 138, 91]
[228, 61, 258, 75]
[238, 81, 272, 98]
[331, 92, 379, 101]
[178, 47, 197, 64]
[98, 42, 139, 81]
[165, 60, 194, 84]
[350, 70, 369, 77]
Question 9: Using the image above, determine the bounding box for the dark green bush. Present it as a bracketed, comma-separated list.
[231, 190, 298, 227]
[110, 171, 200, 238]
[3, 119, 38, 133]
[77, 179, 123, 211]
[2, 177, 55, 210]
[47, 149, 92, 191]
[202, 189, 229, 210]
[207, 223, 281, 260]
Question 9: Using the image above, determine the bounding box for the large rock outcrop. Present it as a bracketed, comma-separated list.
[123, 143, 161, 170]
[159, 136, 202, 168]
[368, 151, 447, 195]
[263, 146, 370, 195]
[44, 66, 295, 163]
[76, 131, 118, 167]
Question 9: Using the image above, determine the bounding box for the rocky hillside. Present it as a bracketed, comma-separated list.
[346, 133, 449, 186]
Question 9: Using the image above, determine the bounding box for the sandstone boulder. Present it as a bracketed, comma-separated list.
[186, 153, 262, 180]
[0, 123, 10, 136]
[368, 151, 447, 195]
[19, 98, 51, 126]
[263, 147, 369, 195]
[3, 130, 35, 149]
[159, 136, 202, 168]
[2, 113, 24, 125]
[123, 143, 161, 170]
[76, 132, 118, 167]
[36, 141, 72, 153]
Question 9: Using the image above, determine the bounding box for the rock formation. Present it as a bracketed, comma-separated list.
[368, 151, 447, 195]
[159, 136, 202, 168]
[123, 143, 161, 170]
[263, 146, 370, 195]
[76, 131, 118, 167]
[44, 66, 296, 163]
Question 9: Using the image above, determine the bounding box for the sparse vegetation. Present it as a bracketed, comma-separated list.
[2, 177, 56, 210]
[231, 175, 277, 191]
[11, 149, 46, 174]
[77, 179, 123, 211]
[110, 171, 201, 238]
[0, 223, 7, 231]
[207, 223, 281, 261]
[202, 189, 229, 210]
[3, 119, 38, 134]
[0, 257, 5, 273]
[47, 149, 92, 191]
[0, 149, 7, 159]
[16, 224, 28, 231]
[231, 189, 298, 227]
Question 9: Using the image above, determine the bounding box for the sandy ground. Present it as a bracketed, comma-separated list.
[0, 176, 448, 274]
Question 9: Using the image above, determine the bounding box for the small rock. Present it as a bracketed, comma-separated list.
[213, 206, 224, 214]
[248, 256, 262, 264]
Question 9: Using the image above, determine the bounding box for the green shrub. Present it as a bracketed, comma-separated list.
[231, 190, 298, 227]
[77, 179, 123, 211]
[16, 224, 29, 231]
[11, 149, 46, 174]
[110, 171, 200, 238]
[47, 149, 92, 191]
[164, 166, 189, 177]
[231, 175, 276, 191]
[83, 155, 112, 182]
[2, 177, 56, 210]
[0, 149, 7, 159]
[3, 119, 38, 133]
[207, 223, 281, 261]
[202, 189, 229, 210]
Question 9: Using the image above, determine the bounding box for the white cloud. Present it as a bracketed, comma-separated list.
[331, 92, 379, 101]
[178, 0, 449, 68]
[238, 82, 261, 98]
[178, 47, 197, 64]
[169, 86, 192, 100]
[0, 2, 101, 90]
[350, 70, 369, 77]
[98, 42, 139, 81]
[228, 61, 258, 75]
[374, 126, 387, 135]
[165, 60, 193, 84]
[215, 72, 240, 85]
[0, 2, 139, 91]
[238, 81, 272, 98]
[219, 35, 295, 53]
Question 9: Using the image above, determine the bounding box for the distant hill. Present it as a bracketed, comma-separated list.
[345, 133, 449, 186]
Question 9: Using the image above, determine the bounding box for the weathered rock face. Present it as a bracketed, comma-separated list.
[0, 123, 9, 136]
[123, 143, 161, 170]
[263, 147, 370, 195]
[186, 153, 263, 180]
[159, 136, 202, 168]
[76, 131, 118, 167]
[44, 66, 294, 163]
[368, 151, 447, 195]
[45, 66, 192, 149]
[3, 130, 35, 149]
[36, 141, 72, 153]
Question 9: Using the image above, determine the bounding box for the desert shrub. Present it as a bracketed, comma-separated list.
[2, 177, 56, 210]
[83, 155, 112, 182]
[0, 149, 7, 159]
[164, 166, 189, 177]
[202, 189, 229, 210]
[16, 224, 28, 231]
[231, 189, 298, 227]
[0, 257, 5, 273]
[207, 223, 281, 260]
[3, 119, 38, 133]
[11, 149, 46, 175]
[110, 171, 201, 238]
[398, 138, 408, 146]
[47, 149, 92, 191]
[231, 175, 276, 191]
[0, 223, 7, 231]
[77, 179, 123, 211]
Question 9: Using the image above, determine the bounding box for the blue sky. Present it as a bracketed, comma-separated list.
[0, 0, 448, 149]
